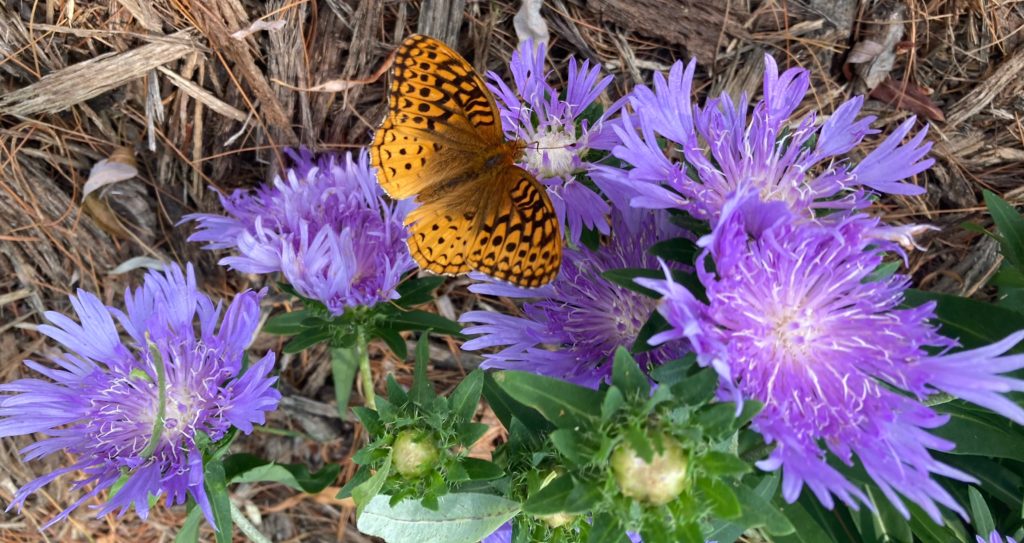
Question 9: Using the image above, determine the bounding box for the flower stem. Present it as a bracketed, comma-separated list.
[356, 326, 375, 409]
[230, 500, 271, 543]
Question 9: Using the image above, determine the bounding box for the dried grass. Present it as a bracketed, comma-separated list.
[2, 0, 1024, 540]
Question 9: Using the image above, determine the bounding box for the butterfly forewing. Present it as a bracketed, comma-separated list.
[371, 34, 562, 287]
[372, 34, 505, 200]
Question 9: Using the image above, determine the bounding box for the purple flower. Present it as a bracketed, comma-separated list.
[185, 149, 415, 315]
[0, 263, 280, 528]
[610, 55, 933, 223]
[487, 41, 623, 243]
[460, 212, 689, 387]
[638, 194, 1024, 523]
[978, 531, 1019, 543]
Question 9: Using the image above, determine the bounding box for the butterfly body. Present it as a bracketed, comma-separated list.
[371, 34, 561, 287]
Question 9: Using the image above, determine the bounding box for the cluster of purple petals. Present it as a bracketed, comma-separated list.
[607, 55, 933, 224]
[0, 263, 280, 528]
[185, 148, 416, 316]
[461, 211, 690, 388]
[591, 53, 1024, 524]
[486, 40, 625, 244]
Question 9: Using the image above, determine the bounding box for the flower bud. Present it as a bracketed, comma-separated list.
[611, 434, 688, 505]
[392, 429, 440, 479]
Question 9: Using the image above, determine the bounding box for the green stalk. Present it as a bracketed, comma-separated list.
[356, 325, 375, 409]
[140, 332, 167, 459]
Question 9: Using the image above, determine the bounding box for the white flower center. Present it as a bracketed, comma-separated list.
[526, 126, 578, 178]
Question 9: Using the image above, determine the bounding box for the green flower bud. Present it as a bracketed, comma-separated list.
[392, 429, 440, 479]
[611, 433, 688, 505]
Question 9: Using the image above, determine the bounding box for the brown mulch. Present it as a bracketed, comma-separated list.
[2, 0, 1023, 541]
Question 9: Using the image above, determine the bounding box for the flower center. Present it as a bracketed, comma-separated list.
[768, 308, 820, 364]
[525, 125, 578, 178]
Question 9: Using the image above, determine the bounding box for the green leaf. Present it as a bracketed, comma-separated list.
[863, 260, 901, 283]
[336, 464, 371, 499]
[700, 451, 751, 477]
[649, 355, 696, 386]
[611, 347, 650, 398]
[223, 453, 340, 493]
[588, 513, 629, 543]
[460, 457, 504, 481]
[523, 474, 600, 515]
[866, 485, 913, 543]
[631, 310, 669, 354]
[410, 334, 436, 406]
[174, 505, 203, 543]
[390, 310, 464, 336]
[601, 268, 661, 298]
[697, 476, 741, 518]
[396, 275, 447, 307]
[356, 493, 520, 543]
[204, 460, 233, 543]
[449, 370, 484, 422]
[904, 290, 1024, 350]
[493, 370, 602, 428]
[600, 386, 625, 423]
[353, 449, 392, 517]
[968, 486, 995, 539]
[550, 429, 586, 464]
[984, 190, 1024, 271]
[330, 345, 359, 417]
[482, 372, 552, 435]
[374, 325, 409, 360]
[710, 474, 792, 540]
[648, 237, 698, 264]
[932, 405, 1024, 462]
[773, 499, 843, 543]
[262, 309, 314, 335]
[283, 327, 332, 354]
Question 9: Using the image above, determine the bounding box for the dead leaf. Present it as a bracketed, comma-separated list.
[83, 146, 137, 199]
[869, 78, 946, 122]
[846, 3, 906, 93]
[514, 0, 549, 46]
[230, 19, 287, 41]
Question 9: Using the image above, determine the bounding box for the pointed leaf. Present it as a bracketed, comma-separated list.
[410, 334, 436, 405]
[984, 190, 1024, 271]
[224, 453, 340, 493]
[204, 460, 233, 543]
[390, 309, 464, 336]
[357, 493, 520, 543]
[353, 450, 392, 517]
[493, 370, 602, 428]
[283, 327, 332, 354]
[396, 275, 447, 307]
[449, 370, 484, 421]
[330, 345, 359, 417]
[611, 347, 650, 398]
[263, 309, 313, 335]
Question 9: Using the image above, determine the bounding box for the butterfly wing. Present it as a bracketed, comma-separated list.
[372, 34, 505, 200]
[406, 165, 561, 287]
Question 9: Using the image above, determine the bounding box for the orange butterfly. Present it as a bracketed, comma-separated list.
[371, 34, 561, 288]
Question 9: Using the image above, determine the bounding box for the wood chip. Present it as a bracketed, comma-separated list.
[946, 45, 1024, 129]
[0, 31, 198, 116]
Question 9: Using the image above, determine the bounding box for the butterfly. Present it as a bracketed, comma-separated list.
[370, 34, 561, 288]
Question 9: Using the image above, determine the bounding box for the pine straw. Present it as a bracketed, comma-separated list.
[1, 0, 1024, 539]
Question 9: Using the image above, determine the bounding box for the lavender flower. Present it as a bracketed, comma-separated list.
[978, 531, 1019, 543]
[487, 40, 622, 243]
[610, 55, 933, 223]
[0, 263, 280, 528]
[185, 149, 415, 315]
[638, 194, 1024, 523]
[461, 212, 688, 387]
